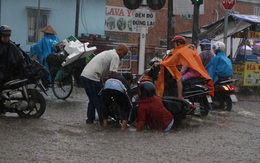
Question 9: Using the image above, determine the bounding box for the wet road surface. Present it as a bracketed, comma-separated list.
[0, 87, 259, 163]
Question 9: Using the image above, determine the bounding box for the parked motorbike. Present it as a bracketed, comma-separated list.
[211, 78, 238, 111]
[0, 77, 46, 118]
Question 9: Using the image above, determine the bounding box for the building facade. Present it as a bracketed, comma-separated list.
[0, 0, 106, 51]
[1, 0, 260, 73]
[104, 0, 260, 48]
[97, 0, 259, 73]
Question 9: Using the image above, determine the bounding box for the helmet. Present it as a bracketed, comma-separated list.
[139, 81, 155, 98]
[171, 35, 186, 44]
[212, 41, 225, 51]
[140, 75, 153, 83]
[199, 39, 211, 46]
[0, 25, 12, 36]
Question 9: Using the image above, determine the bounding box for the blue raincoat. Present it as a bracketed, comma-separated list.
[29, 34, 60, 80]
[205, 51, 233, 84]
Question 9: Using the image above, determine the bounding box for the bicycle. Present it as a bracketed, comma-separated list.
[32, 36, 96, 100]
[44, 53, 88, 100]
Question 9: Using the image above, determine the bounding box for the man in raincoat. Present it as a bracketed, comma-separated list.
[156, 35, 214, 99]
[205, 41, 233, 84]
[0, 25, 25, 85]
[29, 25, 60, 80]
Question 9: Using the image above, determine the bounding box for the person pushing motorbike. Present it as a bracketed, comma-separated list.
[101, 73, 133, 131]
[135, 81, 174, 132]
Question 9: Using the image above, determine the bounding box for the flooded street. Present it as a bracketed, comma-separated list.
[0, 87, 259, 163]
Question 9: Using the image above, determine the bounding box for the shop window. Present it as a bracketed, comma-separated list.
[159, 38, 167, 47]
[26, 7, 50, 43]
[181, 14, 192, 20]
[254, 7, 260, 16]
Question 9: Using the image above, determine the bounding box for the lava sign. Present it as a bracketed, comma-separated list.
[222, 0, 236, 10]
[132, 9, 155, 32]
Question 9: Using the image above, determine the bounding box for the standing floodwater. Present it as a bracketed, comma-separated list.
[0, 87, 259, 163]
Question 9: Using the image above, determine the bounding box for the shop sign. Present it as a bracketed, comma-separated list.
[233, 63, 260, 86]
[248, 31, 260, 39]
[105, 6, 137, 33]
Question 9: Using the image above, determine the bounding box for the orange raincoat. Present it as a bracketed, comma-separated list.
[155, 44, 214, 97]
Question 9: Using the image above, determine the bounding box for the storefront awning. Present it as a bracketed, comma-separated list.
[181, 14, 260, 40]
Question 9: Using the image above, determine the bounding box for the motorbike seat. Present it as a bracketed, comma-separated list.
[218, 78, 237, 85]
[183, 77, 211, 86]
[2, 78, 28, 89]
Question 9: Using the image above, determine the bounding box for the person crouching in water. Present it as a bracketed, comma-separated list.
[136, 82, 174, 132]
[101, 73, 133, 131]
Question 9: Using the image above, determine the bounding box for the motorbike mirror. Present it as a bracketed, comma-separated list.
[166, 50, 172, 56]
[149, 57, 162, 66]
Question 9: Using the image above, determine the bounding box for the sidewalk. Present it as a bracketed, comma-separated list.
[236, 92, 260, 101]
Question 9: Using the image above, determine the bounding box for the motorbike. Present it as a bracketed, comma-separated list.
[0, 77, 46, 118]
[130, 60, 193, 126]
[131, 56, 212, 118]
[0, 47, 47, 118]
[211, 78, 238, 111]
[130, 81, 192, 126]
[182, 77, 213, 116]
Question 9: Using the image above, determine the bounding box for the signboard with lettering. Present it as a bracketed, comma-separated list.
[248, 31, 260, 39]
[105, 6, 137, 33]
[233, 62, 260, 86]
[132, 9, 156, 32]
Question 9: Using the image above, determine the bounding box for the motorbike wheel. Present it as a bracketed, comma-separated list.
[212, 96, 232, 111]
[222, 97, 232, 111]
[52, 74, 73, 100]
[16, 89, 46, 118]
[130, 86, 139, 108]
[129, 87, 139, 124]
[191, 95, 212, 117]
[162, 97, 191, 126]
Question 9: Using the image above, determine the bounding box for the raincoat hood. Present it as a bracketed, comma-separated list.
[205, 51, 233, 84]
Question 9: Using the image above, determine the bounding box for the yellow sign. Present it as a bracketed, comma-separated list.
[248, 31, 260, 39]
[233, 62, 260, 86]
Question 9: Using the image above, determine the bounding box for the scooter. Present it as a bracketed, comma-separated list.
[0, 77, 46, 118]
[130, 86, 192, 126]
[131, 56, 212, 118]
[130, 57, 193, 126]
[212, 78, 238, 111]
[182, 78, 213, 117]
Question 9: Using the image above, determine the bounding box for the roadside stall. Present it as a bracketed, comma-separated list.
[232, 31, 260, 87]
[198, 14, 260, 88]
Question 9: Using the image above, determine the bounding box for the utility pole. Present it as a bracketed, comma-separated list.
[36, 0, 41, 41]
[191, 0, 203, 46]
[75, 0, 80, 38]
[224, 10, 229, 55]
[167, 0, 174, 50]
